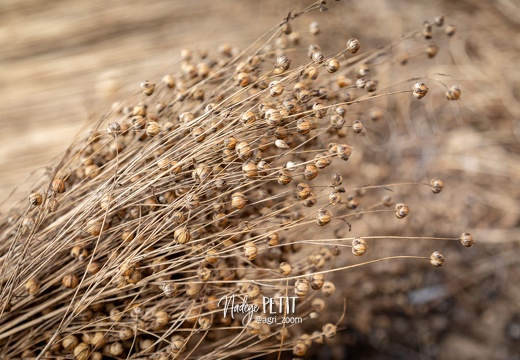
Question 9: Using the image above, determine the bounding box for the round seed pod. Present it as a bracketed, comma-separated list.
[267, 231, 280, 246]
[242, 161, 258, 179]
[297, 118, 312, 135]
[352, 237, 367, 256]
[309, 21, 320, 35]
[197, 267, 211, 281]
[293, 342, 308, 357]
[266, 109, 283, 127]
[162, 74, 176, 88]
[304, 164, 319, 180]
[326, 58, 340, 73]
[236, 72, 251, 87]
[279, 262, 293, 276]
[106, 121, 121, 136]
[275, 139, 290, 149]
[331, 173, 343, 186]
[241, 110, 257, 126]
[244, 242, 258, 261]
[174, 227, 190, 244]
[246, 320, 261, 336]
[91, 332, 106, 349]
[446, 85, 461, 100]
[303, 191, 318, 207]
[295, 278, 310, 297]
[198, 316, 212, 330]
[430, 178, 444, 193]
[71, 246, 88, 261]
[430, 251, 445, 267]
[110, 342, 124, 357]
[236, 141, 253, 160]
[185, 282, 202, 298]
[140, 80, 155, 96]
[311, 50, 324, 63]
[352, 120, 364, 134]
[224, 137, 237, 150]
[47, 198, 59, 212]
[346, 38, 361, 53]
[435, 15, 445, 26]
[365, 80, 377, 92]
[131, 115, 146, 130]
[269, 81, 284, 97]
[51, 178, 66, 193]
[329, 191, 342, 205]
[426, 44, 439, 58]
[278, 169, 293, 185]
[312, 102, 327, 118]
[231, 192, 247, 209]
[346, 195, 360, 209]
[413, 82, 428, 99]
[316, 209, 332, 226]
[62, 335, 79, 352]
[73, 343, 90, 360]
[422, 22, 433, 39]
[118, 327, 134, 341]
[314, 153, 331, 169]
[146, 121, 161, 137]
[445, 24, 456, 36]
[285, 161, 299, 171]
[321, 280, 336, 297]
[310, 273, 325, 290]
[155, 310, 169, 327]
[29, 192, 43, 206]
[276, 55, 291, 70]
[323, 323, 337, 338]
[257, 160, 271, 175]
[312, 298, 325, 313]
[25, 278, 40, 296]
[297, 182, 313, 200]
[356, 78, 366, 89]
[205, 249, 219, 265]
[247, 283, 261, 299]
[330, 114, 346, 129]
[337, 144, 353, 161]
[395, 203, 410, 219]
[161, 283, 179, 298]
[87, 262, 101, 274]
[460, 232, 474, 247]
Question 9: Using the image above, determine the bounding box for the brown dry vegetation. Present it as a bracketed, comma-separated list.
[0, 1, 519, 359]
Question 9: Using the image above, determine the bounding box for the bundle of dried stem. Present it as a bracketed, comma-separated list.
[0, 1, 471, 359]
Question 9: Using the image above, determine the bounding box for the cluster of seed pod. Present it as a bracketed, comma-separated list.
[0, 2, 470, 359]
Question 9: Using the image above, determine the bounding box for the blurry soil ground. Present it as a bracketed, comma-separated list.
[1, 0, 519, 359]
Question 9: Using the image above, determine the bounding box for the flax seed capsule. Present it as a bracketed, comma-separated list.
[337, 144, 353, 161]
[269, 81, 284, 97]
[25, 278, 40, 296]
[146, 121, 161, 137]
[326, 57, 340, 73]
[430, 178, 444, 193]
[323, 323, 337, 338]
[279, 262, 293, 276]
[352, 120, 364, 133]
[352, 237, 367, 256]
[244, 242, 258, 261]
[173, 227, 190, 244]
[321, 280, 335, 297]
[347, 38, 361, 53]
[242, 161, 258, 179]
[295, 278, 310, 297]
[73, 343, 90, 360]
[446, 85, 461, 100]
[303, 191, 318, 207]
[316, 209, 332, 226]
[236, 141, 253, 160]
[51, 178, 66, 193]
[241, 110, 256, 126]
[395, 203, 410, 219]
[460, 232, 474, 247]
[430, 251, 445, 267]
[413, 82, 428, 99]
[29, 192, 43, 206]
[304, 164, 319, 180]
[278, 168, 293, 185]
[140, 80, 155, 96]
[231, 192, 247, 209]
[297, 118, 312, 135]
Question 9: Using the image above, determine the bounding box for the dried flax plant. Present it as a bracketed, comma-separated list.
[0, 1, 472, 359]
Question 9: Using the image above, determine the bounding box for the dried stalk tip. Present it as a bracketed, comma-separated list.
[430, 251, 445, 267]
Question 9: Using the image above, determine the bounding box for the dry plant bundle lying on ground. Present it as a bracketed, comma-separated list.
[0, 1, 473, 359]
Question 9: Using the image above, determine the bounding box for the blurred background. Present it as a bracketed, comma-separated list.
[1, 0, 519, 359]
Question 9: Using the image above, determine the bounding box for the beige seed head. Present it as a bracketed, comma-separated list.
[430, 251, 445, 267]
[244, 242, 258, 261]
[460, 232, 474, 247]
[352, 237, 368, 256]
